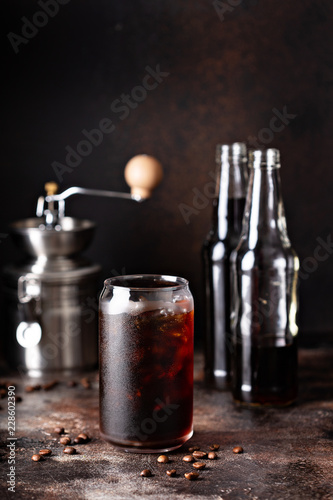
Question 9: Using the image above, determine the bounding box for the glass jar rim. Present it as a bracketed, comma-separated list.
[104, 274, 189, 291]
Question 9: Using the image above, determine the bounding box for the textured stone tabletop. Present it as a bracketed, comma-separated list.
[1, 349, 333, 500]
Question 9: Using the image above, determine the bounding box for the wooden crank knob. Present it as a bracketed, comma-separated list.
[44, 182, 58, 196]
[124, 155, 163, 199]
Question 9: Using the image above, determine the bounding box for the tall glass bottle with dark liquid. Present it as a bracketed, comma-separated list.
[203, 143, 248, 390]
[230, 149, 299, 406]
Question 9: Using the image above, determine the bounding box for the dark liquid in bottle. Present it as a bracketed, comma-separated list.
[203, 197, 246, 390]
[99, 307, 194, 451]
[232, 340, 298, 406]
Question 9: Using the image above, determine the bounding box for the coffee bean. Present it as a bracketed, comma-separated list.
[31, 454, 42, 462]
[193, 462, 206, 470]
[0, 389, 6, 398]
[77, 433, 90, 442]
[67, 380, 77, 388]
[54, 426, 65, 435]
[140, 469, 152, 477]
[43, 380, 58, 391]
[208, 451, 217, 460]
[80, 378, 91, 389]
[188, 446, 200, 452]
[74, 437, 84, 444]
[39, 449, 52, 457]
[182, 455, 194, 462]
[184, 472, 199, 481]
[63, 447, 76, 455]
[157, 455, 169, 463]
[60, 437, 71, 446]
[26, 385, 42, 392]
[209, 444, 220, 451]
[192, 451, 207, 459]
[166, 469, 177, 477]
[15, 396, 22, 403]
[233, 446, 243, 454]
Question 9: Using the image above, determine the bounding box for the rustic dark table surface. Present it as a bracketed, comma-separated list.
[1, 349, 333, 500]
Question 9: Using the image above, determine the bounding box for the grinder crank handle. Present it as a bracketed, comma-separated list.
[44, 154, 163, 204]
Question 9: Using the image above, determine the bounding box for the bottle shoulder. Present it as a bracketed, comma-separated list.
[203, 233, 241, 258]
[231, 239, 299, 271]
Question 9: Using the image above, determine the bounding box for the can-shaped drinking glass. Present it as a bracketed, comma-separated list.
[99, 275, 194, 453]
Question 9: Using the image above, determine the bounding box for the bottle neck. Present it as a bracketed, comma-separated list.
[242, 165, 290, 249]
[213, 149, 247, 241]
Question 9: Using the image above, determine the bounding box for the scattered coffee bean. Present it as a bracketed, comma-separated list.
[74, 437, 85, 444]
[77, 433, 90, 442]
[2, 381, 15, 389]
[0, 389, 6, 398]
[184, 472, 199, 481]
[80, 378, 91, 389]
[192, 451, 207, 459]
[39, 449, 52, 457]
[157, 455, 169, 463]
[166, 469, 177, 477]
[208, 451, 217, 460]
[60, 437, 71, 446]
[54, 426, 65, 435]
[193, 462, 206, 470]
[15, 396, 22, 403]
[188, 446, 200, 452]
[25, 385, 41, 393]
[31, 454, 42, 462]
[140, 469, 152, 477]
[43, 381, 58, 391]
[63, 447, 76, 455]
[209, 444, 220, 451]
[233, 446, 244, 454]
[67, 380, 77, 388]
[183, 455, 194, 462]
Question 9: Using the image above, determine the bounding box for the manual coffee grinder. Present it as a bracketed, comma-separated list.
[2, 155, 163, 377]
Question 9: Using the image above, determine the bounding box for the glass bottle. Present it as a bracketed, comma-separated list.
[202, 143, 248, 390]
[230, 148, 299, 406]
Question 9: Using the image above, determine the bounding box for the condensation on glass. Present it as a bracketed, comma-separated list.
[99, 274, 194, 452]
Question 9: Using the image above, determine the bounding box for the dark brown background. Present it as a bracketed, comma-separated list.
[1, 0, 333, 346]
